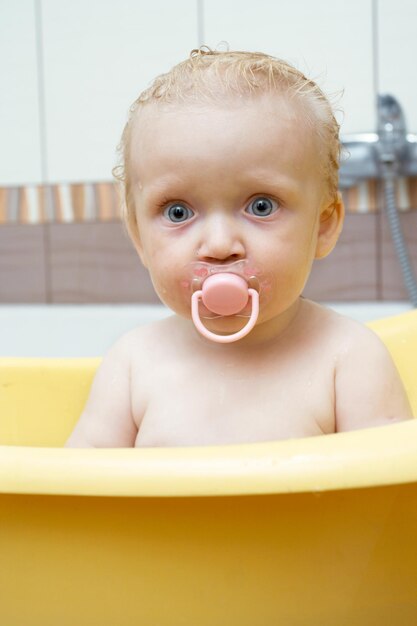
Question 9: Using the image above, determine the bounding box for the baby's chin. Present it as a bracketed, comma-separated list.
[195, 314, 251, 336]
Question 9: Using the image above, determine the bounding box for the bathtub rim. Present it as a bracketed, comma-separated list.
[1, 419, 416, 497]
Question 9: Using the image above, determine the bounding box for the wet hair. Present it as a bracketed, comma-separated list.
[113, 48, 342, 246]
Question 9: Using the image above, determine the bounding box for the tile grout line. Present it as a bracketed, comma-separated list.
[197, 0, 205, 46]
[34, 0, 52, 302]
[372, 0, 383, 300]
[34, 0, 48, 184]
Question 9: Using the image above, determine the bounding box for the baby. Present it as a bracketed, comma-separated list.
[66, 49, 412, 448]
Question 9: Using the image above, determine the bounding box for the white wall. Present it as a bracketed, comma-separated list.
[378, 0, 417, 130]
[203, 0, 375, 134]
[0, 0, 416, 186]
[41, 0, 198, 183]
[0, 0, 42, 185]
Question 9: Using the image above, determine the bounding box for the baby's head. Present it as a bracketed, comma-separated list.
[113, 49, 344, 337]
[114, 48, 341, 247]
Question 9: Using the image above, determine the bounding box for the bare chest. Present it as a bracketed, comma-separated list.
[132, 352, 336, 447]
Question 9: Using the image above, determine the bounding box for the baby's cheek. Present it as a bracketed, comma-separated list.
[152, 274, 172, 300]
[153, 274, 189, 312]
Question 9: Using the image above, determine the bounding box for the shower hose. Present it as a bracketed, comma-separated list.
[382, 163, 417, 307]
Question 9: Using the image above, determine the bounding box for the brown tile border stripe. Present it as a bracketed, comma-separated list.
[1, 178, 417, 225]
[0, 182, 121, 224]
[0, 188, 7, 223]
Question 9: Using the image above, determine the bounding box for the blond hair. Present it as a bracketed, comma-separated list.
[113, 48, 341, 246]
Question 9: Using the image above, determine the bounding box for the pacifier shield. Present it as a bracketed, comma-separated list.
[201, 273, 249, 316]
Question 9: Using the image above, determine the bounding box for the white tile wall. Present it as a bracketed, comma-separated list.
[1, 0, 417, 187]
[378, 0, 417, 133]
[0, 0, 42, 185]
[41, 0, 198, 183]
[203, 0, 375, 134]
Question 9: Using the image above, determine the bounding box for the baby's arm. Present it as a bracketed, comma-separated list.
[65, 334, 137, 447]
[335, 323, 413, 432]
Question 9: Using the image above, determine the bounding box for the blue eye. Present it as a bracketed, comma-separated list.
[246, 197, 277, 217]
[164, 204, 194, 223]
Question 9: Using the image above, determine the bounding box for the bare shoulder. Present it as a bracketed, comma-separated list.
[124, 313, 187, 363]
[300, 300, 395, 356]
[322, 306, 399, 365]
[293, 300, 378, 356]
[320, 306, 414, 431]
[64, 322, 162, 449]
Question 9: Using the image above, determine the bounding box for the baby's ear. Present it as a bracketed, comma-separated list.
[315, 191, 345, 260]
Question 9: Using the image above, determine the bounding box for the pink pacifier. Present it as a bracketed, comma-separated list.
[190, 267, 260, 343]
[191, 273, 259, 343]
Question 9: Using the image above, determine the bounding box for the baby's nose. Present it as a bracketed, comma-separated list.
[197, 213, 245, 262]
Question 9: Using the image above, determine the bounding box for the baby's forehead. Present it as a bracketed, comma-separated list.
[129, 96, 322, 183]
[131, 90, 313, 139]
[129, 93, 322, 192]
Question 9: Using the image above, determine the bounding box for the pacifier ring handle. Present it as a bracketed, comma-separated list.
[191, 288, 259, 343]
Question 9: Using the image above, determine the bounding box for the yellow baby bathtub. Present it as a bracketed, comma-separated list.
[1, 310, 417, 626]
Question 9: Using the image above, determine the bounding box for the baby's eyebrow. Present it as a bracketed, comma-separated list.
[138, 172, 302, 207]
[137, 174, 187, 195]
[139, 183, 196, 215]
[241, 173, 302, 198]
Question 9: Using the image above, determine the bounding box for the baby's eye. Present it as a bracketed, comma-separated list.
[164, 204, 194, 223]
[246, 197, 278, 217]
